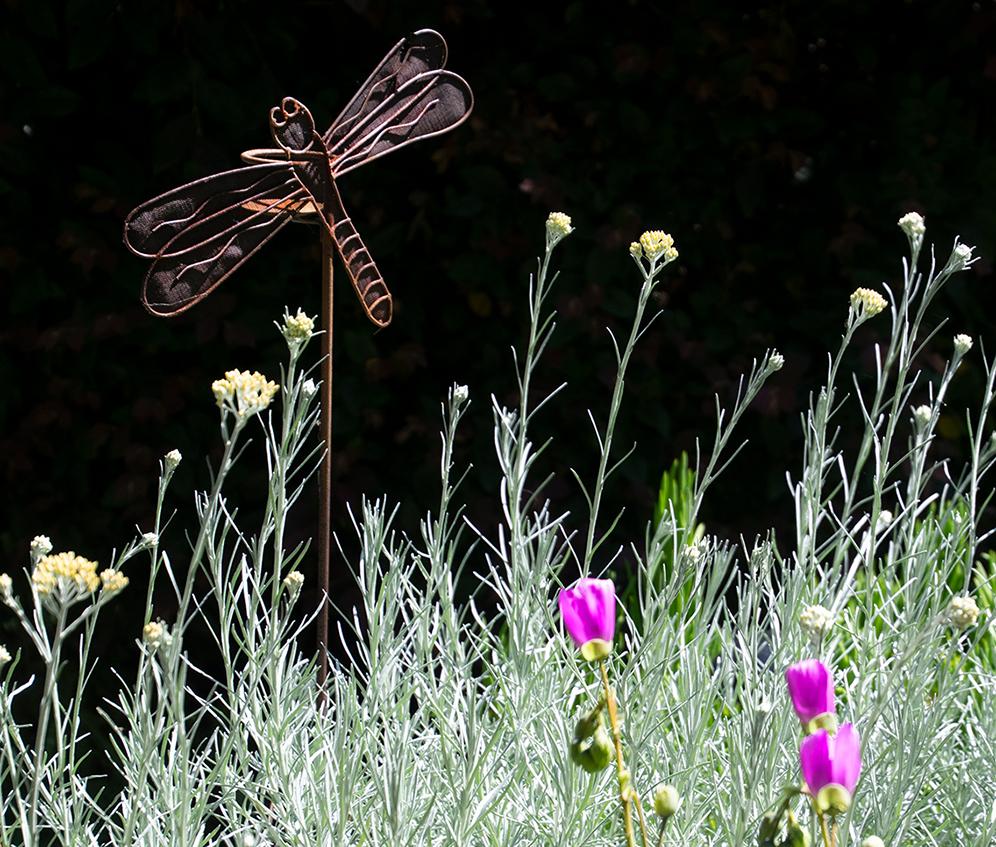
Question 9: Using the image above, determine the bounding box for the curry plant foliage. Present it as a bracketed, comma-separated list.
[0, 212, 993, 847]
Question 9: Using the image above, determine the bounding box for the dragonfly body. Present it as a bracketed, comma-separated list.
[124, 30, 473, 325]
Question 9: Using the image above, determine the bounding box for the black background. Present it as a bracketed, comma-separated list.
[2, 0, 996, 663]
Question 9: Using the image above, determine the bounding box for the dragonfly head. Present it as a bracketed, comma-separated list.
[270, 97, 317, 154]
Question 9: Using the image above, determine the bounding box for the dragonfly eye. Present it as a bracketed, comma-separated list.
[282, 97, 301, 116]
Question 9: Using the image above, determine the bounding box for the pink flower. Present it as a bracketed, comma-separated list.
[558, 578, 616, 661]
[800, 724, 862, 812]
[785, 659, 835, 724]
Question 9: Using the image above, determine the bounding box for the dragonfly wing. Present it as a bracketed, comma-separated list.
[324, 29, 449, 149]
[331, 70, 473, 178]
[124, 163, 298, 258]
[142, 207, 296, 316]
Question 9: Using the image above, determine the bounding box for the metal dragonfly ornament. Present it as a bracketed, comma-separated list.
[124, 29, 473, 688]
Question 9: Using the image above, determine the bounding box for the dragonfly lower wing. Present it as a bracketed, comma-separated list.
[143, 211, 294, 316]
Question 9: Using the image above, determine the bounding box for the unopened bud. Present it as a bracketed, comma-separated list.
[861, 838, 885, 847]
[804, 711, 839, 737]
[652, 784, 681, 820]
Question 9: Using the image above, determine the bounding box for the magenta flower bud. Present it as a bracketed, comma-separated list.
[800, 724, 862, 813]
[785, 659, 835, 724]
[558, 578, 616, 661]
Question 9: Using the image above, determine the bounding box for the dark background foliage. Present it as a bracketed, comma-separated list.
[2, 0, 996, 666]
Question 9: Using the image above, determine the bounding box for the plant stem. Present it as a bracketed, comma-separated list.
[599, 659, 637, 847]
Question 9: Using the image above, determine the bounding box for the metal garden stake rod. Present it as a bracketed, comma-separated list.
[124, 30, 473, 690]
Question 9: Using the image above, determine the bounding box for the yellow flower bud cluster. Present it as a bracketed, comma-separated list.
[143, 620, 172, 650]
[546, 212, 573, 240]
[282, 308, 316, 342]
[947, 595, 980, 631]
[212, 370, 279, 418]
[32, 551, 100, 596]
[100, 569, 129, 594]
[636, 230, 678, 262]
[849, 287, 888, 318]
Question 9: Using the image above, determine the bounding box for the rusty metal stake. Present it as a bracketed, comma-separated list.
[318, 227, 334, 697]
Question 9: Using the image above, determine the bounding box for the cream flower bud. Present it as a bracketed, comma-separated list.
[849, 287, 888, 318]
[0, 573, 12, 600]
[283, 571, 305, 594]
[652, 784, 681, 820]
[139, 532, 158, 549]
[163, 449, 182, 472]
[913, 405, 932, 428]
[452, 384, 469, 405]
[954, 334, 973, 356]
[877, 509, 893, 529]
[30, 535, 53, 561]
[302, 379, 318, 398]
[629, 241, 642, 259]
[142, 620, 172, 650]
[769, 351, 785, 372]
[861, 837, 885, 847]
[100, 569, 129, 595]
[947, 595, 980, 631]
[897, 212, 925, 240]
[0, 645, 11, 668]
[800, 604, 834, 643]
[951, 242, 974, 270]
[212, 370, 279, 419]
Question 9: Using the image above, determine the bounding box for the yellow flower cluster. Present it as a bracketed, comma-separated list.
[634, 230, 679, 262]
[32, 551, 100, 596]
[849, 287, 887, 318]
[212, 370, 279, 417]
[100, 569, 129, 594]
[283, 308, 315, 342]
[546, 212, 573, 239]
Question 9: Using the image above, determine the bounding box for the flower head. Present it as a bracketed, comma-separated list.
[452, 384, 469, 405]
[849, 288, 888, 319]
[785, 659, 835, 725]
[212, 370, 279, 419]
[302, 379, 318, 398]
[32, 551, 100, 599]
[947, 595, 980, 631]
[897, 212, 925, 240]
[139, 532, 158, 549]
[913, 404, 932, 429]
[800, 605, 834, 644]
[800, 724, 862, 813]
[546, 212, 573, 249]
[862, 837, 885, 847]
[629, 241, 642, 259]
[558, 578, 616, 661]
[0, 645, 10, 668]
[638, 230, 678, 262]
[954, 334, 973, 356]
[768, 351, 785, 372]
[0, 573, 12, 601]
[100, 569, 129, 595]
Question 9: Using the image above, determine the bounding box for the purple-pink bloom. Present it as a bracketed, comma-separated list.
[799, 723, 862, 796]
[558, 578, 615, 656]
[785, 659, 835, 723]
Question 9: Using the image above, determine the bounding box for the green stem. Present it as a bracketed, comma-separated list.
[599, 659, 637, 847]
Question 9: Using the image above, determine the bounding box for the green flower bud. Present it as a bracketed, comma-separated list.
[758, 811, 780, 845]
[652, 784, 681, 820]
[569, 722, 613, 773]
[861, 838, 885, 847]
[784, 811, 811, 847]
[816, 784, 852, 816]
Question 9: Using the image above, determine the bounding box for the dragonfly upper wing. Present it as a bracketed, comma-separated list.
[330, 70, 473, 178]
[324, 29, 449, 149]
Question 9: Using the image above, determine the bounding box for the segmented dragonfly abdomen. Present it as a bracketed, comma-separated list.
[332, 215, 392, 328]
